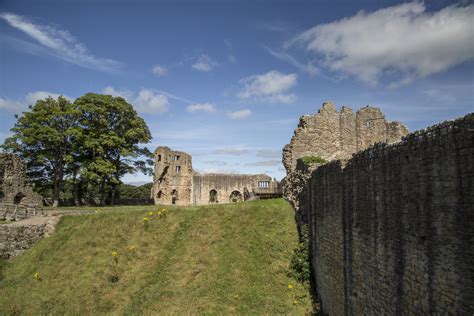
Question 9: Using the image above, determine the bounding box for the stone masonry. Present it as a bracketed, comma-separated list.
[282, 102, 408, 226]
[288, 113, 474, 314]
[152, 146, 281, 205]
[0, 153, 42, 206]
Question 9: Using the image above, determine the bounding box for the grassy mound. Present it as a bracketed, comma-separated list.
[0, 199, 312, 315]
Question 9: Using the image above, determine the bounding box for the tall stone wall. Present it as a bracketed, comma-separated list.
[0, 153, 42, 205]
[282, 102, 408, 227]
[299, 114, 474, 314]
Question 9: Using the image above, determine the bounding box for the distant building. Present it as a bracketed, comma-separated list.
[0, 153, 42, 205]
[151, 146, 281, 205]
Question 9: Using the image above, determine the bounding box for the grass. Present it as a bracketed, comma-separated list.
[0, 199, 313, 315]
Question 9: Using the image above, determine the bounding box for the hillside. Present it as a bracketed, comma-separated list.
[0, 199, 312, 315]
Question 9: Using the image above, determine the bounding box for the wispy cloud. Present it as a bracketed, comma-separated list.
[102, 86, 169, 114]
[265, 47, 319, 77]
[288, 2, 474, 86]
[204, 160, 229, 166]
[245, 160, 282, 167]
[0, 91, 72, 113]
[152, 64, 167, 76]
[227, 109, 251, 119]
[256, 149, 281, 159]
[238, 70, 297, 104]
[214, 147, 250, 155]
[0, 12, 123, 73]
[186, 103, 216, 113]
[192, 54, 218, 72]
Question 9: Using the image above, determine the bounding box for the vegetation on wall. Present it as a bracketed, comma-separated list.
[1, 94, 153, 206]
[301, 156, 327, 166]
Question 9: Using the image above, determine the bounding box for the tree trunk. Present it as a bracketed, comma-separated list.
[99, 178, 107, 206]
[72, 169, 79, 206]
[110, 184, 118, 205]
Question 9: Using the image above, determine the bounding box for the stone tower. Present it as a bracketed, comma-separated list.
[151, 146, 193, 205]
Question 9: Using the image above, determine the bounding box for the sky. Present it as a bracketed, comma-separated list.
[0, 0, 473, 184]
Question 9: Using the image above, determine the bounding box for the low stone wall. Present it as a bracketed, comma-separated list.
[296, 114, 473, 314]
[0, 216, 61, 259]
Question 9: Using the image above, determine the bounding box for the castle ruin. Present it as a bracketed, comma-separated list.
[0, 153, 42, 206]
[151, 146, 281, 205]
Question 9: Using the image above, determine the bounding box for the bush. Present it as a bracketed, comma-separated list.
[301, 156, 327, 166]
[289, 225, 310, 284]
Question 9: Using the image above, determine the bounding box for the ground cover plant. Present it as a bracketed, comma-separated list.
[0, 199, 313, 315]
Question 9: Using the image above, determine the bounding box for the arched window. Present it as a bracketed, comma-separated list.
[0, 190, 5, 201]
[229, 191, 242, 203]
[14, 192, 26, 205]
[156, 191, 163, 203]
[209, 189, 218, 204]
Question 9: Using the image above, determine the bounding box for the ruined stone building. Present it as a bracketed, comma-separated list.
[151, 146, 281, 205]
[283, 101, 409, 173]
[282, 101, 409, 217]
[0, 153, 42, 205]
[282, 102, 474, 314]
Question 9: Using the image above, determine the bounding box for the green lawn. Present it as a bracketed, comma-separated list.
[0, 199, 313, 315]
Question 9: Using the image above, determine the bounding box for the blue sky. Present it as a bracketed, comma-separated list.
[1, 0, 473, 184]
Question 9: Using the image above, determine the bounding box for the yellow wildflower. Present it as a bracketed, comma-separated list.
[148, 211, 154, 216]
[112, 251, 118, 257]
[128, 245, 136, 253]
[34, 272, 41, 281]
[143, 217, 149, 222]
[293, 300, 298, 305]
[288, 284, 293, 289]
[157, 211, 162, 216]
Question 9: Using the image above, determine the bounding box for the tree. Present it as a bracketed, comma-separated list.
[74, 93, 153, 205]
[2, 96, 81, 207]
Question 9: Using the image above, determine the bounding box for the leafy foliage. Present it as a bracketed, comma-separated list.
[301, 156, 327, 166]
[289, 225, 311, 284]
[2, 93, 153, 206]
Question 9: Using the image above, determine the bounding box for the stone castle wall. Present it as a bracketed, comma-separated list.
[297, 114, 474, 314]
[151, 146, 280, 206]
[282, 102, 408, 227]
[152, 146, 193, 206]
[192, 173, 275, 205]
[0, 153, 42, 205]
[283, 102, 408, 172]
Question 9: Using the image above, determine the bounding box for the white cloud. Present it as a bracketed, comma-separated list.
[135, 89, 169, 114]
[152, 64, 167, 76]
[192, 54, 218, 72]
[186, 103, 216, 113]
[290, 2, 474, 86]
[0, 12, 123, 72]
[227, 109, 251, 119]
[238, 70, 297, 103]
[0, 91, 71, 113]
[102, 86, 169, 114]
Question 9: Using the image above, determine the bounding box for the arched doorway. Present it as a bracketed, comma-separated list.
[171, 189, 178, 205]
[14, 192, 26, 204]
[209, 189, 218, 204]
[229, 190, 242, 203]
[156, 191, 163, 204]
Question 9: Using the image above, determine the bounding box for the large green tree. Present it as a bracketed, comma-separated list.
[2, 96, 81, 206]
[74, 93, 153, 205]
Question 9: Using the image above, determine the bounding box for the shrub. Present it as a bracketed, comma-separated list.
[289, 225, 310, 284]
[301, 156, 327, 166]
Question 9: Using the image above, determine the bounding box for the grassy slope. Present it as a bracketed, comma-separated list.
[0, 199, 312, 315]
